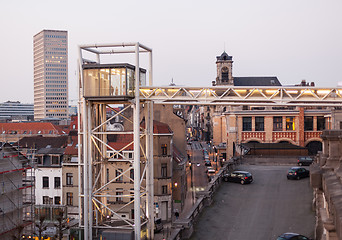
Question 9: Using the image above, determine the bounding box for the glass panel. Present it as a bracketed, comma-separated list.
[83, 69, 99, 96]
[255, 117, 264, 131]
[273, 117, 282, 131]
[304, 116, 313, 131]
[317, 116, 325, 130]
[99, 68, 110, 96]
[127, 68, 135, 96]
[286, 117, 295, 131]
[243, 117, 252, 131]
[110, 68, 126, 96]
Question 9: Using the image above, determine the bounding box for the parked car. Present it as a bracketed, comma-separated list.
[277, 232, 312, 240]
[297, 156, 314, 166]
[204, 160, 211, 166]
[154, 218, 163, 233]
[206, 166, 215, 174]
[223, 171, 253, 184]
[287, 167, 310, 180]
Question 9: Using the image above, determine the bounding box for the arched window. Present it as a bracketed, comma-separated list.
[221, 67, 229, 82]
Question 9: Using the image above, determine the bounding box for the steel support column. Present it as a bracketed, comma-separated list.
[146, 101, 154, 239]
[133, 42, 141, 240]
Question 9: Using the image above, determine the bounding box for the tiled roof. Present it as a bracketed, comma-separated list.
[37, 148, 65, 155]
[173, 145, 186, 164]
[15, 136, 68, 149]
[0, 122, 66, 135]
[64, 135, 78, 155]
[234, 77, 281, 86]
[141, 120, 172, 134]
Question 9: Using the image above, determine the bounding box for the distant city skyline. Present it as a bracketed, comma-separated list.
[1, 0, 342, 104]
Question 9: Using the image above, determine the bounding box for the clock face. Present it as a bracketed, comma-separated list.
[222, 67, 228, 73]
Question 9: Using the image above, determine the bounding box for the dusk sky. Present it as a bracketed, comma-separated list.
[1, 0, 342, 104]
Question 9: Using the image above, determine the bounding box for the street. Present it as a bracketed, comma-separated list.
[188, 142, 219, 202]
[190, 164, 315, 240]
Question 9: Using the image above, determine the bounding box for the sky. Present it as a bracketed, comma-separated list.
[1, 0, 342, 104]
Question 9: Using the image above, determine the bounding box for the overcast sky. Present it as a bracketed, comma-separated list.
[1, 0, 341, 104]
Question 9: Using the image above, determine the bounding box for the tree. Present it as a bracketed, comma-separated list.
[35, 215, 48, 240]
[54, 209, 69, 240]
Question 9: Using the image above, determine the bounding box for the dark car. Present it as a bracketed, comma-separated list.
[287, 167, 310, 180]
[154, 218, 163, 233]
[297, 156, 314, 166]
[277, 232, 312, 240]
[204, 160, 211, 166]
[223, 170, 253, 184]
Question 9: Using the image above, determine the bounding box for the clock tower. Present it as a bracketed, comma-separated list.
[215, 51, 234, 86]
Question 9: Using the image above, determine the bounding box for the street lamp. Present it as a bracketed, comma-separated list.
[189, 162, 195, 204]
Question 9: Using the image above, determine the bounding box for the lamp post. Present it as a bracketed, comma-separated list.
[189, 161, 194, 204]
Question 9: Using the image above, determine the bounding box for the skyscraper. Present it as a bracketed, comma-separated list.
[33, 30, 68, 120]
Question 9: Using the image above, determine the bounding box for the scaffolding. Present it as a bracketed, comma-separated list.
[0, 143, 35, 238]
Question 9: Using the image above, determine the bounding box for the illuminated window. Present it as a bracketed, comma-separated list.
[286, 117, 295, 131]
[54, 196, 61, 205]
[161, 144, 167, 156]
[66, 192, 73, 206]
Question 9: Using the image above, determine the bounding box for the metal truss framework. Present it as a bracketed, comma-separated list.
[78, 43, 153, 240]
[140, 86, 342, 106]
[78, 42, 342, 240]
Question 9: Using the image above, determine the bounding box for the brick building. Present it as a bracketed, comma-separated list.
[211, 51, 331, 158]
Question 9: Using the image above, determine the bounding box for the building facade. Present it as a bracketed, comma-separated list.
[0, 101, 34, 122]
[211, 51, 331, 158]
[33, 30, 68, 120]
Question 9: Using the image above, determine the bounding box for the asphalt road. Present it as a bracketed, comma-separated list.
[190, 164, 315, 240]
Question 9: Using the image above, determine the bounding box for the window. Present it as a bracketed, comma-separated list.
[161, 144, 167, 156]
[161, 164, 167, 178]
[43, 177, 49, 188]
[255, 117, 264, 131]
[286, 117, 295, 131]
[317, 117, 325, 130]
[116, 169, 123, 182]
[43, 196, 50, 204]
[273, 117, 282, 131]
[242, 117, 252, 131]
[162, 185, 168, 195]
[221, 67, 229, 82]
[54, 177, 60, 189]
[66, 192, 73, 206]
[304, 117, 313, 131]
[66, 173, 73, 186]
[107, 168, 110, 183]
[130, 169, 134, 183]
[116, 188, 123, 202]
[130, 188, 134, 202]
[54, 196, 61, 205]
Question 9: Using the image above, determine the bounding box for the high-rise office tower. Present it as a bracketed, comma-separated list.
[33, 30, 68, 120]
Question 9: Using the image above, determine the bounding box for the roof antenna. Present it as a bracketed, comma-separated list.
[170, 77, 175, 86]
[224, 42, 226, 52]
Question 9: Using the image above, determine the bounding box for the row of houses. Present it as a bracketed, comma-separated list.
[0, 104, 189, 238]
